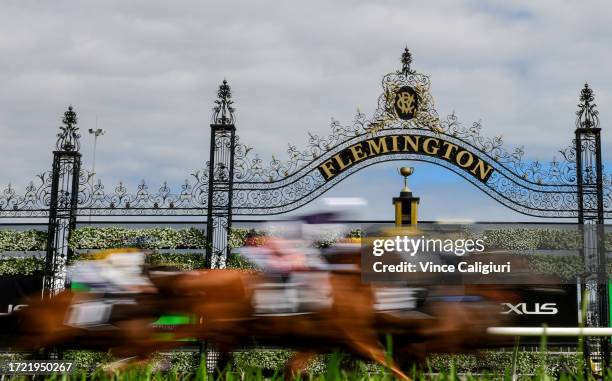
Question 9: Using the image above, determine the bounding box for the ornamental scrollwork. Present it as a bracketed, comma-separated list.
[73, 166, 210, 216]
[56, 106, 80, 152]
[1, 49, 610, 219]
[229, 51, 610, 218]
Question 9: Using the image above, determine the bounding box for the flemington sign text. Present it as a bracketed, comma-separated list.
[317, 134, 495, 183]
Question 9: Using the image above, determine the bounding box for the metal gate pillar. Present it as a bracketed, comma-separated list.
[205, 80, 236, 269]
[43, 106, 82, 298]
[574, 84, 609, 368]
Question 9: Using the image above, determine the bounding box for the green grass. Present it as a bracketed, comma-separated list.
[8, 343, 609, 381]
[18, 359, 612, 381]
[4, 318, 607, 381]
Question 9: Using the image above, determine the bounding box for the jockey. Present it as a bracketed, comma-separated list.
[69, 248, 156, 294]
[238, 213, 347, 314]
[253, 236, 310, 275]
[66, 248, 157, 328]
[239, 213, 343, 277]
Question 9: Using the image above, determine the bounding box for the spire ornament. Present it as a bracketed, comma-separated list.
[56, 106, 80, 152]
[400, 47, 414, 75]
[212, 79, 235, 125]
[576, 83, 599, 129]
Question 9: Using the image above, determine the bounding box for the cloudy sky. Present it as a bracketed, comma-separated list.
[0, 0, 610, 222]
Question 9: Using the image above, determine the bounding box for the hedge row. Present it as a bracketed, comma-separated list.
[0, 256, 45, 275]
[2, 227, 611, 252]
[69, 227, 208, 250]
[482, 228, 612, 250]
[0, 253, 591, 279]
[0, 227, 263, 275]
[0, 229, 47, 251]
[60, 349, 578, 376]
[1, 227, 611, 276]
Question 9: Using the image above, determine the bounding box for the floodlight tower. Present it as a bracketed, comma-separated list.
[88, 127, 105, 223]
[88, 127, 105, 184]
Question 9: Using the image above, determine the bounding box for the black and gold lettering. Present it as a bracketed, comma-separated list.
[349, 143, 367, 162]
[456, 150, 474, 168]
[471, 159, 494, 181]
[423, 138, 440, 155]
[316, 134, 495, 183]
[441, 141, 459, 160]
[403, 136, 420, 152]
[319, 159, 336, 180]
[366, 137, 390, 155]
[333, 152, 352, 171]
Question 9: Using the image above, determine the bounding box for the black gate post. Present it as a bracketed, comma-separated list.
[575, 84, 609, 368]
[43, 106, 81, 298]
[205, 80, 236, 269]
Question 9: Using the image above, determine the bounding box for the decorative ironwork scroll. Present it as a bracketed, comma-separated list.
[0, 48, 610, 220]
[0, 170, 210, 217]
[230, 49, 611, 218]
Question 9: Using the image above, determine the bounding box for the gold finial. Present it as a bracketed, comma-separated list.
[398, 166, 414, 193]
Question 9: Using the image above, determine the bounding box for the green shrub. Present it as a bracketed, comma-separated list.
[0, 227, 608, 277]
[69, 227, 207, 250]
[226, 252, 257, 270]
[146, 252, 206, 271]
[0, 229, 47, 251]
[59, 349, 579, 377]
[527, 254, 585, 280]
[62, 350, 114, 372]
[229, 228, 251, 249]
[232, 349, 294, 371]
[482, 228, 541, 250]
[536, 229, 581, 250]
[0, 256, 44, 275]
[152, 351, 201, 374]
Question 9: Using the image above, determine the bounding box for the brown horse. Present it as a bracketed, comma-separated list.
[13, 267, 513, 379]
[163, 267, 415, 380]
[13, 272, 198, 359]
[378, 284, 518, 368]
[160, 253, 516, 378]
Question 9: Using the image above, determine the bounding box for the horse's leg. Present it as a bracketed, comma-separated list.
[394, 341, 427, 374]
[214, 349, 233, 375]
[110, 317, 181, 359]
[344, 331, 412, 381]
[285, 351, 317, 380]
[328, 273, 411, 380]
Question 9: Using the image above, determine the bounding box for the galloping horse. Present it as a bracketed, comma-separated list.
[14, 253, 513, 380]
[164, 267, 416, 380]
[161, 247, 514, 379]
[13, 265, 208, 359]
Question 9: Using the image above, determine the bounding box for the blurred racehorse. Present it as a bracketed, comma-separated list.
[14, 255, 514, 380]
[159, 247, 514, 379]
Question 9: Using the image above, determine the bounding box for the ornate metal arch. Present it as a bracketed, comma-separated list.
[0, 48, 610, 219]
[230, 49, 610, 218]
[231, 123, 584, 217]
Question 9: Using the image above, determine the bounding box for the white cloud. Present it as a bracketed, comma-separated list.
[0, 0, 610, 221]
